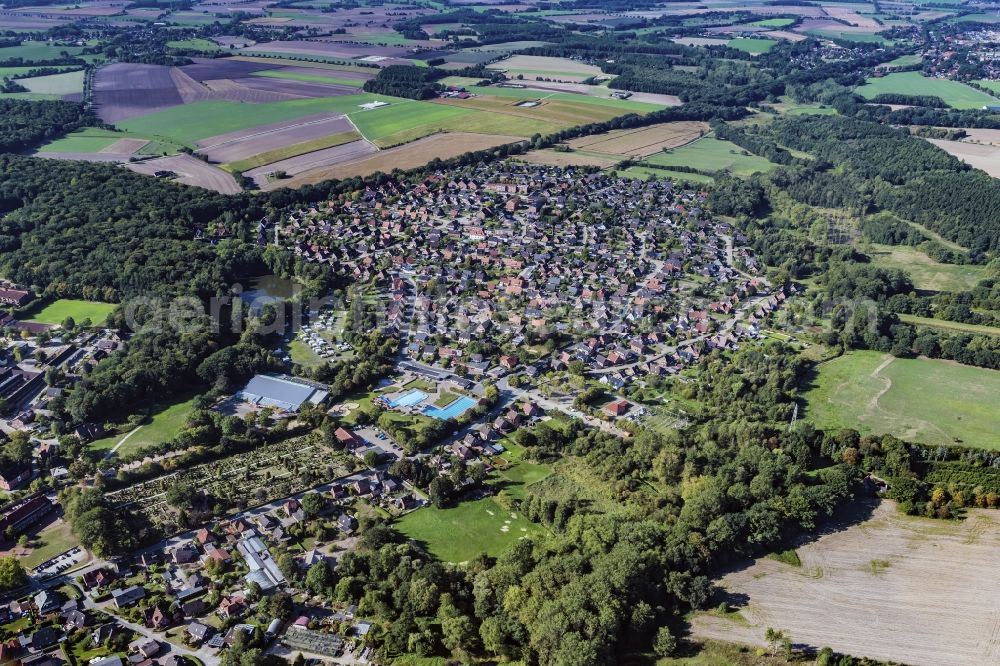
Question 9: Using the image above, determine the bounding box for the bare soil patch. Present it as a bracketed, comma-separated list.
[127, 154, 242, 194]
[692, 500, 1000, 666]
[269, 132, 522, 189]
[93, 62, 184, 123]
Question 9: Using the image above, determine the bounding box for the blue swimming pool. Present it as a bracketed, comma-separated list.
[423, 395, 479, 420]
[388, 390, 428, 408]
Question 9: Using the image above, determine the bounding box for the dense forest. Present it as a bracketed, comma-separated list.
[362, 65, 445, 100]
[0, 99, 97, 153]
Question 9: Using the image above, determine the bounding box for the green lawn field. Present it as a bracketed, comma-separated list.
[728, 38, 777, 54]
[645, 136, 776, 176]
[805, 350, 1000, 449]
[89, 395, 198, 456]
[21, 520, 80, 569]
[117, 93, 405, 144]
[856, 71, 1000, 109]
[865, 244, 985, 292]
[26, 299, 116, 325]
[395, 495, 547, 562]
[883, 54, 923, 67]
[250, 69, 363, 87]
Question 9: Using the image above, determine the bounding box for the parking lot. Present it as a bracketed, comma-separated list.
[33, 545, 86, 577]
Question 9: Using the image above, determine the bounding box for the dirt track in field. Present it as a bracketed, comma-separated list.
[196, 114, 354, 163]
[126, 154, 242, 194]
[692, 500, 1000, 666]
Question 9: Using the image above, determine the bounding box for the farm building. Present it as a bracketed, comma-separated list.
[236, 375, 329, 412]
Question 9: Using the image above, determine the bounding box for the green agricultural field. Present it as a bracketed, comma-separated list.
[38, 128, 123, 152]
[18, 69, 84, 95]
[0, 42, 88, 62]
[856, 71, 1000, 109]
[805, 350, 1000, 449]
[807, 29, 891, 43]
[727, 38, 777, 54]
[117, 93, 403, 144]
[974, 79, 1000, 94]
[749, 17, 795, 28]
[884, 54, 923, 67]
[88, 395, 198, 456]
[166, 38, 224, 52]
[395, 495, 548, 562]
[26, 299, 116, 325]
[645, 136, 776, 176]
[619, 165, 714, 184]
[865, 244, 985, 292]
[0, 65, 72, 79]
[349, 100, 472, 140]
[250, 69, 363, 87]
[467, 86, 664, 113]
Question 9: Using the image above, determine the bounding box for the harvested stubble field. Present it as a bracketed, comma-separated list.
[925, 137, 1000, 178]
[517, 148, 619, 168]
[268, 132, 522, 188]
[197, 113, 355, 163]
[244, 138, 376, 186]
[692, 501, 1000, 666]
[566, 121, 709, 156]
[227, 130, 363, 173]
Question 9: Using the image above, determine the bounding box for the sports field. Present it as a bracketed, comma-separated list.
[855, 71, 1000, 109]
[26, 299, 116, 326]
[727, 38, 776, 54]
[644, 136, 776, 176]
[805, 351, 1000, 449]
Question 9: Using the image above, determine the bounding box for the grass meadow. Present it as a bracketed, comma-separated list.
[89, 395, 199, 456]
[805, 350, 1000, 449]
[645, 136, 776, 176]
[865, 244, 985, 292]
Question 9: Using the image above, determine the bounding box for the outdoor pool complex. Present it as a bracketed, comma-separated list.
[387, 389, 428, 408]
[423, 396, 478, 420]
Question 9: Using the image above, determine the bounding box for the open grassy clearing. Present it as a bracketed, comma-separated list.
[727, 37, 776, 53]
[883, 53, 923, 67]
[0, 65, 74, 78]
[88, 395, 199, 456]
[856, 71, 1000, 109]
[250, 69, 363, 87]
[225, 130, 362, 172]
[864, 243, 985, 292]
[804, 350, 1000, 448]
[692, 501, 1000, 666]
[467, 86, 663, 113]
[645, 136, 776, 176]
[806, 28, 891, 43]
[899, 313, 1000, 337]
[25, 299, 116, 325]
[18, 69, 84, 95]
[395, 496, 547, 563]
[0, 42, 90, 62]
